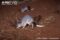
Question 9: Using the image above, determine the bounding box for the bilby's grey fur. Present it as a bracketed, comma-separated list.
[17, 15, 44, 29]
[17, 15, 34, 29]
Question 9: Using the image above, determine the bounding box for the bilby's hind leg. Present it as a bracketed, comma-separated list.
[22, 26, 25, 28]
[31, 23, 34, 29]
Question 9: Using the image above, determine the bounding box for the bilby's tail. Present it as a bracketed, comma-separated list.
[36, 25, 45, 27]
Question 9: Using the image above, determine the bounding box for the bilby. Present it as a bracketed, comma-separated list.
[17, 15, 34, 28]
[17, 15, 44, 29]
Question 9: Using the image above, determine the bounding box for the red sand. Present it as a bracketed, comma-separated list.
[0, 0, 60, 40]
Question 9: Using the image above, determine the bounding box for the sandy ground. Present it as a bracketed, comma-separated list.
[0, 0, 60, 40]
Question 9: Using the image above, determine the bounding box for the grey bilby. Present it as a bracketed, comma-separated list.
[16, 15, 44, 29]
